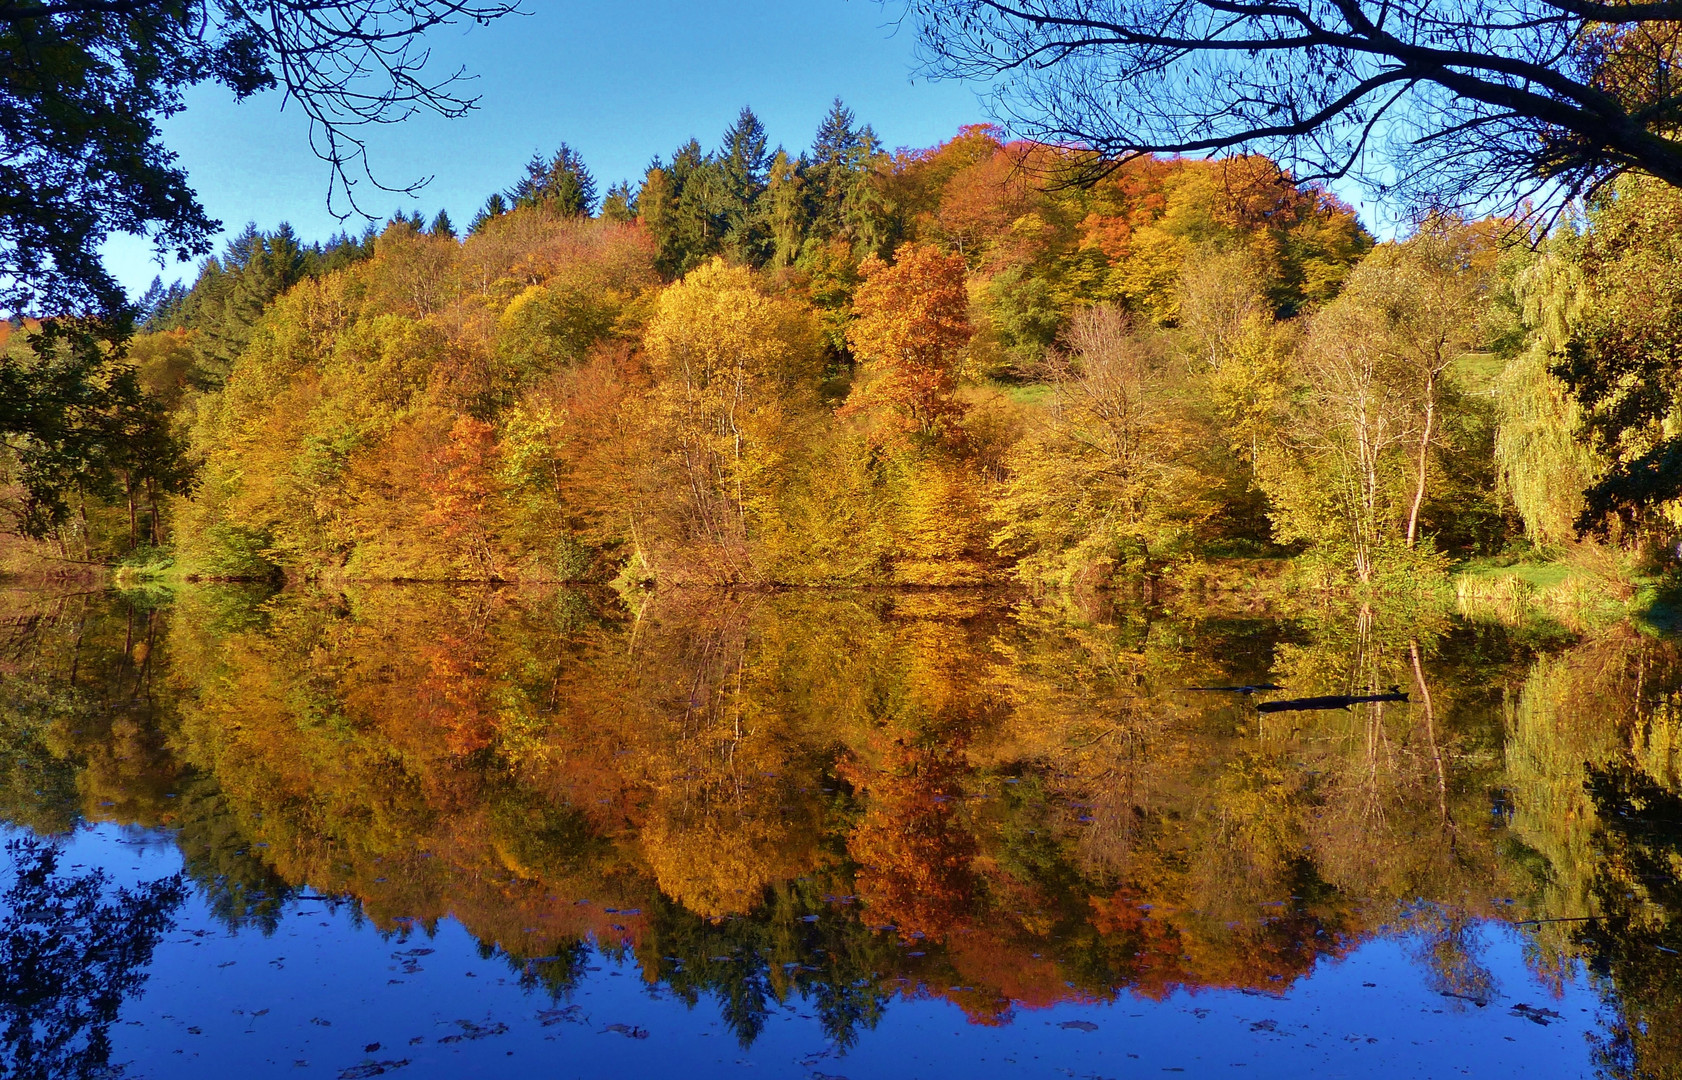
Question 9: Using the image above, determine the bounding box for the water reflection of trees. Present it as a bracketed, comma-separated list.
[0, 837, 186, 1080]
[1501, 626, 1682, 1079]
[3, 586, 1682, 1068]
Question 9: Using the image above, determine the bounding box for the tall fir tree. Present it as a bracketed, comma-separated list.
[716, 107, 774, 264]
[719, 107, 771, 201]
[641, 140, 718, 276]
[508, 144, 598, 217]
[601, 181, 638, 224]
[470, 193, 509, 234]
[763, 151, 810, 269]
[807, 99, 873, 237]
[160, 224, 310, 382]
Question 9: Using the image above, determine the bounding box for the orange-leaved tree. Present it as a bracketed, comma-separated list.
[843, 242, 971, 439]
[424, 415, 508, 579]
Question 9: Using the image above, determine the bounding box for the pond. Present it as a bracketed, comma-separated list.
[0, 584, 1676, 1079]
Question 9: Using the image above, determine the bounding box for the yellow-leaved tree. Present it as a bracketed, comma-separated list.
[993, 305, 1215, 586]
[637, 258, 821, 583]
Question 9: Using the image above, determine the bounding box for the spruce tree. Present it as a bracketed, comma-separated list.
[168, 224, 310, 382]
[720, 107, 771, 200]
[470, 193, 508, 234]
[716, 108, 773, 265]
[136, 277, 171, 322]
[643, 140, 717, 276]
[763, 151, 810, 269]
[601, 182, 638, 224]
[508, 144, 598, 217]
[807, 99, 871, 242]
[806, 99, 889, 251]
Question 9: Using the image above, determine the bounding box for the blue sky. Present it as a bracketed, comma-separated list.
[102, 0, 1385, 296]
[103, 1, 974, 294]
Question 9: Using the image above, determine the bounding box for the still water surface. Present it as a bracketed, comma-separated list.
[1, 585, 1677, 1078]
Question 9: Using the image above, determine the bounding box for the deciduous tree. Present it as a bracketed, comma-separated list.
[843, 242, 972, 439]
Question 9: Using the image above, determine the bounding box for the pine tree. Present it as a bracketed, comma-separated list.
[508, 144, 598, 217]
[716, 108, 773, 264]
[136, 277, 170, 321]
[641, 141, 717, 276]
[429, 209, 457, 239]
[720, 107, 771, 200]
[806, 99, 882, 246]
[387, 208, 425, 232]
[763, 151, 810, 269]
[601, 181, 638, 224]
[140, 281, 189, 330]
[470, 193, 508, 234]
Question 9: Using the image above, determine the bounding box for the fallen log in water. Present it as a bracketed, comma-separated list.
[1255, 688, 1409, 713]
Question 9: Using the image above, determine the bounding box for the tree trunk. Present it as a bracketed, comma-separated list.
[125, 473, 137, 549]
[146, 477, 161, 546]
[1409, 638, 1454, 833]
[1407, 371, 1436, 548]
[75, 499, 92, 561]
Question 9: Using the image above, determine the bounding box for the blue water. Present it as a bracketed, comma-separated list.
[37, 824, 1602, 1080]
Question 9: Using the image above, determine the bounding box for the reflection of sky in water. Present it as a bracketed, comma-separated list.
[39, 824, 1601, 1079]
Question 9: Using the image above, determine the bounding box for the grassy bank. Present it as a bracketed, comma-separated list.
[1451, 546, 1672, 631]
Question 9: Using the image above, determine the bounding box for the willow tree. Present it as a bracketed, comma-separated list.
[1494, 242, 1602, 545]
[1552, 176, 1682, 534]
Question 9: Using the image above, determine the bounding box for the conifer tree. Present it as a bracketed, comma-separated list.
[470, 193, 508, 234]
[806, 99, 885, 249]
[601, 182, 638, 224]
[641, 141, 717, 276]
[509, 145, 598, 217]
[763, 152, 810, 269]
[161, 224, 310, 381]
[717, 108, 773, 264]
[720, 108, 772, 202]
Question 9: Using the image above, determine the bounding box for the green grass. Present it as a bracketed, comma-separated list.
[1452, 550, 1645, 631]
[1501, 562, 1575, 589]
[987, 381, 1056, 407]
[1452, 350, 1506, 394]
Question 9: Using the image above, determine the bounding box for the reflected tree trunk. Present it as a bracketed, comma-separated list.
[1410, 638, 1455, 836]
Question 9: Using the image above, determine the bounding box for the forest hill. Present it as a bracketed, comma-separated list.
[3, 105, 1679, 589]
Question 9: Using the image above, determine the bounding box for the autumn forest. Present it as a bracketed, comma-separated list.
[6, 102, 1677, 603]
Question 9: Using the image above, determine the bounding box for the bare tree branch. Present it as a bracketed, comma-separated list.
[0, 0, 519, 322]
[907, 0, 1682, 215]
